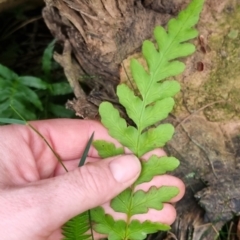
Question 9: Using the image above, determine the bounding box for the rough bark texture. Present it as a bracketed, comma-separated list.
[42, 0, 185, 118]
[43, 0, 182, 83]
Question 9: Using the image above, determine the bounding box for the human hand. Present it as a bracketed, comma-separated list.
[0, 119, 185, 240]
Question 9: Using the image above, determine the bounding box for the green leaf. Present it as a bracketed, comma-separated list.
[118, 85, 175, 131]
[136, 156, 180, 185]
[0, 118, 26, 125]
[131, 186, 179, 215]
[62, 211, 91, 240]
[127, 220, 170, 239]
[18, 76, 48, 89]
[110, 188, 132, 213]
[0, 68, 46, 120]
[130, 59, 150, 99]
[138, 123, 174, 156]
[42, 39, 56, 76]
[0, 100, 10, 112]
[0, 64, 18, 80]
[145, 80, 181, 105]
[91, 207, 126, 240]
[48, 103, 75, 118]
[99, 102, 139, 154]
[17, 84, 43, 110]
[93, 140, 124, 158]
[10, 98, 37, 120]
[0, 89, 10, 102]
[50, 82, 73, 96]
[117, 84, 143, 128]
[140, 98, 174, 131]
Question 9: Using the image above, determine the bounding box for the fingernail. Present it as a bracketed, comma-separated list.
[109, 155, 141, 183]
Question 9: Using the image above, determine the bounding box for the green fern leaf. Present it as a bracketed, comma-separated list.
[0, 64, 18, 80]
[111, 186, 179, 215]
[143, 80, 180, 106]
[92, 207, 170, 240]
[117, 84, 175, 131]
[10, 98, 36, 120]
[138, 124, 174, 156]
[130, 186, 179, 215]
[135, 156, 180, 185]
[18, 76, 48, 89]
[0, 64, 45, 120]
[62, 211, 91, 240]
[127, 220, 170, 240]
[50, 82, 73, 96]
[18, 84, 43, 110]
[93, 140, 124, 158]
[110, 188, 132, 214]
[42, 39, 56, 77]
[99, 102, 139, 154]
[91, 207, 126, 239]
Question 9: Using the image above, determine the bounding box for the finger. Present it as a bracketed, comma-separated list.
[0, 155, 141, 238]
[53, 157, 99, 176]
[53, 143, 167, 176]
[54, 162, 185, 202]
[12, 119, 120, 161]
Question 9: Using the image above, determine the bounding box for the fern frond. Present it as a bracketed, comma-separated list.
[62, 212, 91, 240]
[99, 0, 204, 157]
[0, 64, 47, 120]
[93, 0, 205, 239]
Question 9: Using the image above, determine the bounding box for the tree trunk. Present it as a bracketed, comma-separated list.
[42, 0, 185, 118]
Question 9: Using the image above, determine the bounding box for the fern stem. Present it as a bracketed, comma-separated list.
[27, 122, 69, 172]
[10, 104, 68, 172]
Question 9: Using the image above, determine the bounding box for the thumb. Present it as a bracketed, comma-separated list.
[5, 154, 141, 236]
[54, 154, 141, 217]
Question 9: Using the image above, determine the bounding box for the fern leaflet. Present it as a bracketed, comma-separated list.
[62, 211, 91, 240]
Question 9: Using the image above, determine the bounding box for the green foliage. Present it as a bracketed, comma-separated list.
[110, 186, 179, 215]
[93, 141, 124, 158]
[62, 212, 91, 240]
[136, 156, 180, 185]
[0, 118, 25, 125]
[92, 0, 205, 239]
[0, 40, 74, 121]
[92, 207, 170, 240]
[0, 64, 46, 120]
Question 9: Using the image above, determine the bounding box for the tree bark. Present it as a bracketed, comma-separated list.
[42, 0, 185, 118]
